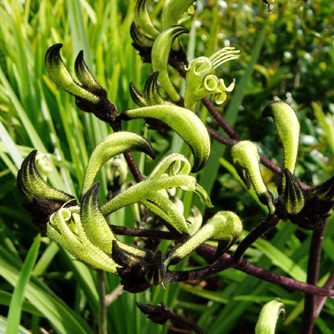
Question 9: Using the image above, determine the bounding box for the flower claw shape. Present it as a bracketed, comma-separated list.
[17, 150, 75, 229]
[120, 105, 211, 172]
[164, 211, 243, 267]
[184, 47, 239, 111]
[152, 26, 189, 103]
[82, 131, 156, 196]
[45, 44, 116, 123]
[262, 101, 300, 174]
[134, 0, 160, 41]
[130, 71, 170, 108]
[231, 141, 275, 214]
[101, 153, 211, 234]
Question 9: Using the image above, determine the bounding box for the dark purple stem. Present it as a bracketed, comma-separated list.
[123, 152, 143, 183]
[234, 214, 281, 263]
[300, 223, 327, 334]
[315, 269, 334, 317]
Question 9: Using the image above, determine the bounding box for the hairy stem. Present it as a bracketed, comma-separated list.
[300, 223, 326, 334]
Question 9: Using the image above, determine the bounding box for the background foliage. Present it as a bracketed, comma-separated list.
[1, 0, 334, 333]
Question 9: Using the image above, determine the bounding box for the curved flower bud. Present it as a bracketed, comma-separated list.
[17, 150, 75, 230]
[152, 26, 189, 103]
[74, 51, 107, 97]
[184, 48, 239, 111]
[82, 131, 155, 196]
[231, 141, 275, 214]
[101, 153, 212, 234]
[262, 101, 300, 174]
[255, 299, 285, 334]
[81, 184, 151, 260]
[164, 211, 243, 267]
[120, 105, 210, 172]
[130, 22, 154, 63]
[17, 150, 73, 204]
[130, 72, 170, 108]
[278, 168, 304, 215]
[134, 0, 160, 40]
[45, 44, 116, 123]
[47, 206, 119, 273]
[162, 0, 195, 30]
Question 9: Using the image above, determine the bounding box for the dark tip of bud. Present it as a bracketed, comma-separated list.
[308, 175, 334, 202]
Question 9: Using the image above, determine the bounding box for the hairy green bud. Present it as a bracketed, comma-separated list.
[231, 141, 275, 214]
[262, 101, 300, 174]
[255, 299, 285, 334]
[121, 105, 210, 172]
[164, 211, 242, 267]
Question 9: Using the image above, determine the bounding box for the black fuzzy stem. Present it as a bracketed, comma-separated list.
[300, 223, 326, 334]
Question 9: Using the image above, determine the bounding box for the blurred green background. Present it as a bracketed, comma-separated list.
[1, 0, 334, 333]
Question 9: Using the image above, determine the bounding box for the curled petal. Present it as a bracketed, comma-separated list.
[129, 81, 148, 107]
[82, 132, 155, 196]
[48, 207, 119, 273]
[152, 26, 189, 102]
[262, 101, 300, 174]
[121, 105, 210, 173]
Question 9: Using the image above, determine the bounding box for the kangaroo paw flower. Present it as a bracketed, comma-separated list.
[102, 153, 211, 234]
[164, 211, 242, 267]
[255, 299, 285, 334]
[120, 105, 210, 172]
[231, 141, 275, 214]
[152, 26, 189, 103]
[45, 44, 117, 123]
[82, 131, 155, 196]
[184, 47, 239, 111]
[262, 101, 300, 174]
[17, 150, 75, 229]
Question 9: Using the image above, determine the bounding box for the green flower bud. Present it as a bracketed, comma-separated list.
[164, 211, 243, 267]
[255, 299, 285, 334]
[82, 131, 155, 196]
[152, 26, 189, 102]
[45, 44, 116, 123]
[121, 105, 211, 173]
[278, 168, 305, 215]
[231, 141, 275, 214]
[35, 152, 54, 180]
[134, 0, 160, 40]
[262, 101, 300, 174]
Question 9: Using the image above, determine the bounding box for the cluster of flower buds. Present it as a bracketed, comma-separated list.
[231, 101, 334, 230]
